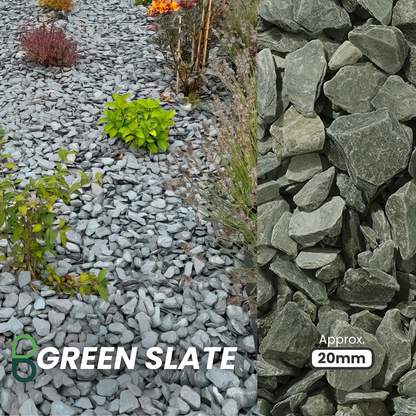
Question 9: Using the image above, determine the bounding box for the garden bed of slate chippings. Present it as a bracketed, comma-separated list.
[258, 0, 416, 415]
[0, 0, 257, 415]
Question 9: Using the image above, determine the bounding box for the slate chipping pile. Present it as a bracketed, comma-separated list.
[0, 0, 257, 415]
[258, 0, 416, 415]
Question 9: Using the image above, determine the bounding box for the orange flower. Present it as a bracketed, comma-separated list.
[147, 0, 178, 15]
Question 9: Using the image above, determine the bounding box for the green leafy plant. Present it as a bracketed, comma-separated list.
[134, 0, 152, 5]
[47, 266, 109, 301]
[0, 143, 102, 279]
[97, 93, 175, 154]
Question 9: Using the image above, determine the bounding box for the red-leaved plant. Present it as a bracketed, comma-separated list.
[21, 24, 78, 67]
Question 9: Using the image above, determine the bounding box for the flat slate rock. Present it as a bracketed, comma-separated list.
[327, 108, 411, 191]
[284, 40, 327, 117]
[372, 75, 416, 121]
[398, 369, 416, 397]
[270, 211, 298, 258]
[258, 266, 276, 308]
[323, 62, 387, 114]
[386, 180, 416, 261]
[293, 166, 335, 211]
[337, 267, 400, 309]
[289, 196, 345, 247]
[326, 321, 386, 392]
[258, 152, 281, 178]
[258, 49, 284, 123]
[349, 25, 409, 74]
[374, 309, 411, 388]
[259, 302, 318, 367]
[258, 199, 290, 246]
[295, 247, 340, 269]
[404, 45, 416, 86]
[270, 252, 329, 305]
[258, 0, 302, 33]
[315, 253, 346, 283]
[328, 40, 362, 71]
[392, 0, 416, 44]
[271, 106, 326, 159]
[357, 0, 393, 25]
[258, 27, 308, 53]
[336, 173, 366, 213]
[292, 0, 351, 37]
[286, 153, 323, 182]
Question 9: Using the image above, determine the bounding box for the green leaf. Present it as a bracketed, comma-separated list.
[32, 224, 43, 233]
[97, 269, 107, 283]
[97, 117, 107, 124]
[109, 128, 118, 138]
[0, 255, 6, 262]
[5, 163, 17, 169]
[79, 285, 84, 295]
[97, 285, 108, 302]
[147, 143, 158, 154]
[59, 218, 66, 228]
[157, 140, 168, 152]
[60, 230, 67, 246]
[85, 285, 91, 296]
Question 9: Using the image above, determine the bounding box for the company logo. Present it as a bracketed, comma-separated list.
[12, 334, 37, 383]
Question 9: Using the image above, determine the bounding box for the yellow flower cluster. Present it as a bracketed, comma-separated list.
[147, 0, 179, 16]
[38, 0, 74, 12]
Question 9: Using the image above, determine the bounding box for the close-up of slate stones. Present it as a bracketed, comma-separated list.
[258, 0, 416, 415]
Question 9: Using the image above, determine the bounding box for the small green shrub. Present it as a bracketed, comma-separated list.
[97, 93, 175, 154]
[47, 266, 109, 301]
[134, 0, 152, 5]
[0, 143, 102, 279]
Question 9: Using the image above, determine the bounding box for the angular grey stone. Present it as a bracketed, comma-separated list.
[368, 240, 395, 273]
[374, 309, 411, 387]
[258, 199, 290, 246]
[270, 211, 298, 258]
[258, 152, 281, 178]
[349, 25, 409, 74]
[289, 196, 345, 247]
[409, 148, 416, 179]
[296, 247, 340, 269]
[271, 392, 307, 415]
[326, 321, 385, 391]
[398, 369, 416, 397]
[258, 266, 276, 308]
[258, 49, 284, 123]
[360, 222, 378, 250]
[18, 271, 31, 288]
[334, 389, 389, 405]
[357, 0, 393, 25]
[270, 252, 328, 305]
[119, 390, 139, 414]
[292, 291, 317, 321]
[50, 401, 75, 416]
[257, 0, 302, 32]
[180, 385, 200, 410]
[368, 202, 392, 244]
[337, 268, 400, 309]
[284, 40, 327, 117]
[293, 167, 335, 211]
[386, 180, 416, 260]
[260, 302, 318, 367]
[404, 45, 416, 85]
[327, 108, 411, 191]
[286, 153, 322, 182]
[258, 181, 280, 205]
[97, 379, 118, 397]
[324, 63, 387, 114]
[258, 27, 308, 53]
[206, 367, 239, 391]
[392, 0, 416, 43]
[336, 173, 366, 213]
[292, 0, 351, 37]
[33, 318, 50, 336]
[19, 399, 39, 416]
[0, 308, 15, 319]
[372, 75, 416, 121]
[300, 387, 336, 416]
[328, 40, 362, 71]
[271, 106, 326, 159]
[315, 253, 346, 283]
[46, 299, 72, 313]
[317, 305, 349, 338]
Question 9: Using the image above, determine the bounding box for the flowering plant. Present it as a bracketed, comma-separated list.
[147, 0, 179, 16]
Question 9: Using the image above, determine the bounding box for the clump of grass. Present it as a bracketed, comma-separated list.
[38, 0, 74, 12]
